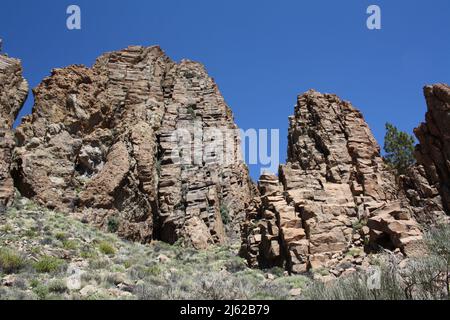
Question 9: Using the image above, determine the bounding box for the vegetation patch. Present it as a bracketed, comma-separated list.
[0, 249, 26, 274]
[33, 256, 64, 273]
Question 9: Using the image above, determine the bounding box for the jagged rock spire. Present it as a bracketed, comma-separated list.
[0, 54, 28, 211]
[11, 46, 254, 246]
[241, 90, 426, 277]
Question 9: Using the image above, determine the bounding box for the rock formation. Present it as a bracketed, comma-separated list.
[11, 46, 253, 247]
[401, 84, 450, 225]
[0, 54, 28, 211]
[241, 90, 424, 276]
[2, 44, 449, 279]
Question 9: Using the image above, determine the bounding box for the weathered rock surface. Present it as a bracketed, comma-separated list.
[241, 90, 424, 275]
[0, 54, 28, 211]
[402, 84, 450, 224]
[12, 46, 253, 246]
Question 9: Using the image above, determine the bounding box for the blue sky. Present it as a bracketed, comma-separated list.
[1, 0, 449, 180]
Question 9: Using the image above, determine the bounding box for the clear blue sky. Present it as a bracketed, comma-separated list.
[1, 0, 449, 180]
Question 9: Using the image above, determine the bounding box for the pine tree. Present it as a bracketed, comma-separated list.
[383, 123, 416, 175]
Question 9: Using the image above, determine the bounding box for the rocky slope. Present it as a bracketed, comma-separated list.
[10, 46, 253, 248]
[0, 54, 28, 212]
[240, 90, 440, 277]
[0, 196, 309, 300]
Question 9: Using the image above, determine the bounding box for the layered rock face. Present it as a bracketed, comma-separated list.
[12, 46, 253, 247]
[241, 90, 423, 275]
[0, 54, 28, 211]
[403, 84, 450, 223]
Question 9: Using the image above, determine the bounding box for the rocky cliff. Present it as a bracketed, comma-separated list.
[0, 54, 28, 211]
[403, 84, 450, 223]
[1, 47, 449, 278]
[10, 46, 253, 247]
[240, 90, 429, 277]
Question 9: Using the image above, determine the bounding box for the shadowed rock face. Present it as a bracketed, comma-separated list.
[412, 84, 450, 215]
[240, 90, 425, 276]
[11, 46, 253, 246]
[0, 54, 28, 211]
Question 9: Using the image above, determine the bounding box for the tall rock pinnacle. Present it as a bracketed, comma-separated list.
[240, 90, 426, 276]
[0, 54, 28, 211]
[415, 84, 450, 212]
[12, 46, 253, 247]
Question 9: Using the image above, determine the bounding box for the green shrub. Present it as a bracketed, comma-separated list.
[0, 224, 13, 233]
[146, 265, 162, 276]
[107, 217, 119, 233]
[156, 159, 162, 178]
[267, 266, 285, 277]
[174, 202, 186, 211]
[224, 257, 247, 273]
[24, 229, 37, 237]
[0, 249, 26, 274]
[62, 240, 78, 250]
[29, 279, 40, 288]
[124, 260, 133, 269]
[275, 275, 310, 290]
[187, 105, 197, 119]
[33, 256, 64, 273]
[384, 123, 415, 175]
[48, 280, 67, 294]
[89, 257, 109, 269]
[55, 232, 67, 241]
[220, 204, 231, 225]
[352, 220, 365, 230]
[33, 284, 49, 300]
[80, 248, 97, 259]
[98, 241, 116, 255]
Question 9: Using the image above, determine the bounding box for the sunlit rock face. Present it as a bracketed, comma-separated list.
[12, 46, 253, 246]
[240, 90, 427, 277]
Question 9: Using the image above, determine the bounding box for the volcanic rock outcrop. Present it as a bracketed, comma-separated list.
[0, 54, 28, 211]
[2, 45, 449, 277]
[240, 90, 425, 276]
[11, 46, 253, 247]
[401, 84, 450, 225]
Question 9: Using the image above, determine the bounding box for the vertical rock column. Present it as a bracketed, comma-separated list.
[0, 54, 28, 211]
[157, 60, 253, 248]
[241, 90, 424, 275]
[412, 84, 450, 216]
[11, 46, 253, 246]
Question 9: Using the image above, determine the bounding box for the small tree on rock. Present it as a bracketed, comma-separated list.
[383, 123, 415, 175]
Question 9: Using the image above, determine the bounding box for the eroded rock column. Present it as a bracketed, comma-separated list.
[0, 54, 28, 211]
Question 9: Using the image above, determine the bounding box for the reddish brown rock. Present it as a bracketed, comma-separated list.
[408, 84, 450, 219]
[241, 90, 423, 274]
[12, 46, 253, 245]
[0, 54, 28, 211]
